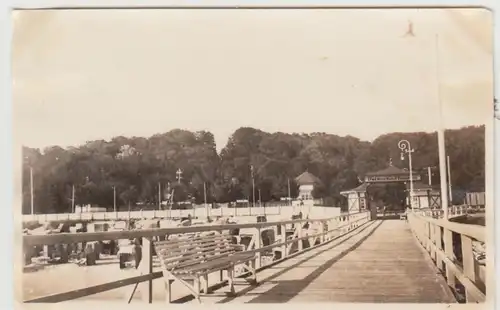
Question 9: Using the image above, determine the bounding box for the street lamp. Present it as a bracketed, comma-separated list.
[398, 139, 415, 210]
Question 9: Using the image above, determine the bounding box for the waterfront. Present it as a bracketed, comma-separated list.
[454, 213, 485, 226]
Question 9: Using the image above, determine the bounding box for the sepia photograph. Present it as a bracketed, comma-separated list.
[13, 7, 493, 305]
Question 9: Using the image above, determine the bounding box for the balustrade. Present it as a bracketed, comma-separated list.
[23, 211, 371, 303]
[407, 212, 486, 303]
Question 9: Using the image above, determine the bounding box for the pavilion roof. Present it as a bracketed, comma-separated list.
[295, 171, 322, 185]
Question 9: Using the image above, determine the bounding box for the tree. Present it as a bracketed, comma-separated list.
[20, 125, 485, 213]
[119, 185, 139, 210]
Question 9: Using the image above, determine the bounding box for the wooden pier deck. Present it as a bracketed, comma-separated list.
[22, 211, 485, 304]
[187, 220, 456, 303]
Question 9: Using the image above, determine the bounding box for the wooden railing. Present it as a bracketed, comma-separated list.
[22, 211, 371, 303]
[416, 205, 468, 219]
[407, 212, 486, 303]
[22, 205, 342, 223]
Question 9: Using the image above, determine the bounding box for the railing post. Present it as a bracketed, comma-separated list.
[443, 229, 456, 288]
[461, 235, 478, 302]
[425, 222, 432, 253]
[140, 237, 153, 303]
[429, 223, 436, 260]
[320, 221, 325, 243]
[297, 221, 303, 252]
[435, 226, 443, 271]
[255, 228, 262, 269]
[280, 224, 287, 259]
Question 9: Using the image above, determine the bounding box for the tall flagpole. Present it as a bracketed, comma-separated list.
[251, 165, 255, 209]
[30, 167, 34, 215]
[203, 182, 208, 217]
[113, 186, 116, 213]
[158, 182, 161, 210]
[287, 178, 291, 206]
[71, 185, 75, 213]
[447, 156, 453, 203]
[435, 34, 449, 220]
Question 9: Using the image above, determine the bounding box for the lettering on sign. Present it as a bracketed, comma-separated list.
[364, 175, 421, 183]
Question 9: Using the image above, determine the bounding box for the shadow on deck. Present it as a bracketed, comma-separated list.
[191, 220, 456, 304]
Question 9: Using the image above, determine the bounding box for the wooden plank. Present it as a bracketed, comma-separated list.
[155, 233, 231, 247]
[25, 272, 163, 303]
[195, 220, 457, 304]
[158, 239, 232, 260]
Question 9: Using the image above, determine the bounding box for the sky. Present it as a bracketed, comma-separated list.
[11, 8, 493, 152]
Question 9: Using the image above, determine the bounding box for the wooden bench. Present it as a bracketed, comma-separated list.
[154, 232, 258, 303]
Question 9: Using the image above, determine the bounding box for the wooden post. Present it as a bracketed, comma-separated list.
[443, 229, 456, 288]
[435, 226, 443, 271]
[425, 222, 431, 253]
[280, 224, 287, 259]
[297, 222, 303, 252]
[140, 237, 153, 303]
[59, 244, 69, 263]
[320, 221, 325, 243]
[429, 224, 436, 260]
[461, 235, 477, 302]
[255, 228, 262, 269]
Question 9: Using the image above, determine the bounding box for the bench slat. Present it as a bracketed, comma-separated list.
[163, 247, 237, 270]
[154, 232, 255, 280]
[160, 241, 233, 261]
[173, 252, 256, 276]
[157, 236, 233, 253]
[156, 233, 231, 247]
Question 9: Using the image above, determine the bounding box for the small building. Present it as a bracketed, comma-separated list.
[406, 182, 441, 209]
[341, 159, 439, 211]
[340, 183, 369, 212]
[295, 171, 322, 201]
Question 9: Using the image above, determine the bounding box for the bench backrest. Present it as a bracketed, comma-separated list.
[154, 233, 238, 271]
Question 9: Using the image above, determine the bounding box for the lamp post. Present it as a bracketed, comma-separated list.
[176, 169, 183, 184]
[398, 139, 415, 210]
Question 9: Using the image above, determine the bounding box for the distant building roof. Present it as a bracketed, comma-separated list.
[340, 183, 369, 195]
[295, 171, 322, 185]
[365, 165, 412, 177]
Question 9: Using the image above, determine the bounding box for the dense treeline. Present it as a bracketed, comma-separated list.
[21, 126, 485, 214]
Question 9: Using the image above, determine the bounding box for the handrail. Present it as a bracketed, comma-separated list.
[407, 212, 486, 303]
[415, 205, 469, 219]
[412, 215, 485, 242]
[23, 214, 356, 246]
[22, 211, 372, 303]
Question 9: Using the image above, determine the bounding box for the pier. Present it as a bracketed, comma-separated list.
[20, 208, 486, 304]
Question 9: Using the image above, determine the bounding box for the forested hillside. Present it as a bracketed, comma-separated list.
[22, 126, 485, 214]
